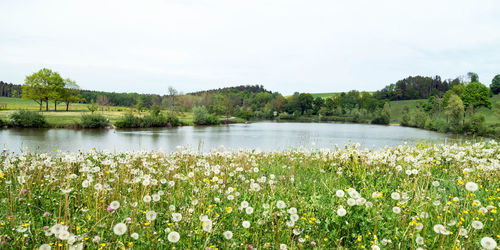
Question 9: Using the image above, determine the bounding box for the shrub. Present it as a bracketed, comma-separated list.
[193, 106, 220, 125]
[0, 117, 7, 127]
[115, 112, 180, 128]
[166, 113, 180, 127]
[141, 114, 167, 127]
[80, 113, 109, 128]
[9, 110, 48, 128]
[115, 113, 141, 128]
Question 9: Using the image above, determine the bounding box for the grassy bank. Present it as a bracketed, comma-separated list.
[0, 142, 498, 249]
[0, 97, 246, 128]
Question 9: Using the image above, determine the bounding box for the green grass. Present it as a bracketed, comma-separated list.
[0, 97, 192, 127]
[0, 142, 498, 249]
[310, 92, 341, 98]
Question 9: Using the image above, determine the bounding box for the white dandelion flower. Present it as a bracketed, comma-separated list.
[276, 200, 286, 209]
[39, 244, 51, 250]
[167, 231, 180, 243]
[245, 207, 254, 215]
[392, 206, 401, 214]
[337, 206, 347, 217]
[480, 237, 497, 250]
[465, 182, 478, 192]
[433, 224, 445, 234]
[143, 195, 152, 203]
[110, 201, 120, 210]
[347, 198, 356, 206]
[152, 194, 160, 202]
[146, 211, 157, 221]
[391, 192, 400, 200]
[223, 231, 233, 240]
[172, 213, 182, 222]
[242, 220, 251, 228]
[131, 232, 139, 240]
[336, 190, 345, 198]
[416, 236, 424, 245]
[203, 219, 213, 232]
[280, 244, 287, 250]
[113, 223, 127, 236]
[471, 220, 483, 230]
[458, 228, 467, 236]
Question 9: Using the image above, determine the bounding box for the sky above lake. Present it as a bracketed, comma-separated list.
[1, 0, 499, 95]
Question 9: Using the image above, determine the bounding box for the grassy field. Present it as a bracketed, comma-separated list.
[0, 97, 134, 126]
[0, 97, 246, 127]
[0, 142, 498, 249]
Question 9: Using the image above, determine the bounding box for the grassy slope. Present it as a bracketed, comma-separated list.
[388, 95, 500, 130]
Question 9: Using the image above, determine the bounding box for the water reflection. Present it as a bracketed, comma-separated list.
[0, 121, 474, 154]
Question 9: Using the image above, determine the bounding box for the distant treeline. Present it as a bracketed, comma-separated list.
[0, 81, 22, 98]
[374, 75, 462, 101]
[188, 84, 271, 95]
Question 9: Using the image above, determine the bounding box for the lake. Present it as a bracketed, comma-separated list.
[0, 121, 471, 154]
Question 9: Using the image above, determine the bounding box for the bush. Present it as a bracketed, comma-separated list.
[193, 106, 220, 125]
[115, 112, 180, 128]
[0, 117, 7, 127]
[80, 113, 109, 128]
[115, 113, 141, 128]
[9, 110, 48, 128]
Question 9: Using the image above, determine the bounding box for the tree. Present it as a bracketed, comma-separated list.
[60, 78, 84, 111]
[401, 105, 411, 126]
[22, 68, 65, 111]
[491, 74, 500, 94]
[168, 86, 178, 113]
[312, 97, 324, 115]
[87, 99, 98, 113]
[298, 93, 313, 114]
[460, 82, 492, 112]
[467, 72, 479, 83]
[445, 94, 464, 128]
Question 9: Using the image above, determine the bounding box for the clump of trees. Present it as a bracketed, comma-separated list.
[22, 68, 83, 111]
[192, 106, 220, 125]
[400, 75, 493, 135]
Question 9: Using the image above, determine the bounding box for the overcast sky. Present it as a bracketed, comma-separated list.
[1, 0, 499, 95]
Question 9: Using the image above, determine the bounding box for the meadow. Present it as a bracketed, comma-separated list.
[0, 141, 498, 249]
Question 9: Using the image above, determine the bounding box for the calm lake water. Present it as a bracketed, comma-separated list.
[0, 122, 470, 154]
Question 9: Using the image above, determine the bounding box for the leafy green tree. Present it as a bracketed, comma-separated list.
[60, 78, 84, 111]
[298, 93, 313, 114]
[491, 74, 500, 94]
[467, 72, 479, 82]
[87, 99, 98, 113]
[192, 106, 219, 125]
[401, 105, 411, 126]
[313, 97, 324, 114]
[22, 68, 65, 111]
[460, 82, 492, 112]
[167, 86, 178, 113]
[413, 109, 429, 128]
[445, 94, 464, 128]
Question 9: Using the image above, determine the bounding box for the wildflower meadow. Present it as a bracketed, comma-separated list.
[0, 141, 499, 249]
